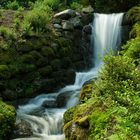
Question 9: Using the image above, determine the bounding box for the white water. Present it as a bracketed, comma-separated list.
[14, 13, 123, 140]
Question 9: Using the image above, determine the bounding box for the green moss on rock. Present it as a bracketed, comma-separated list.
[0, 100, 16, 139]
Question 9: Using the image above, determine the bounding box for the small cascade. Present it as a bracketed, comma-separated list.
[14, 13, 123, 140]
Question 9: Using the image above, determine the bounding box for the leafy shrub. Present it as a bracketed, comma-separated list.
[6, 0, 20, 10]
[0, 26, 16, 41]
[122, 37, 140, 64]
[0, 26, 17, 48]
[22, 1, 52, 34]
[43, 0, 60, 10]
[129, 23, 140, 38]
[128, 5, 140, 22]
[70, 2, 83, 11]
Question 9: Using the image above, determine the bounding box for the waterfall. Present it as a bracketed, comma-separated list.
[14, 13, 123, 140]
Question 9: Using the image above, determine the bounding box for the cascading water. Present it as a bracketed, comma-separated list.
[14, 13, 123, 140]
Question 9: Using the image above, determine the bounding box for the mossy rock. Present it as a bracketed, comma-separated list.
[41, 47, 55, 59]
[19, 64, 36, 73]
[20, 54, 36, 64]
[80, 82, 93, 101]
[0, 65, 11, 79]
[75, 116, 89, 128]
[38, 65, 53, 77]
[29, 51, 42, 60]
[36, 57, 49, 67]
[51, 59, 62, 70]
[0, 100, 16, 140]
[61, 57, 72, 68]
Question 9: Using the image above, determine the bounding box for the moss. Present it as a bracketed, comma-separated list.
[0, 100, 16, 139]
[76, 116, 89, 128]
[0, 65, 11, 79]
[80, 82, 94, 102]
[50, 59, 62, 70]
[20, 54, 36, 64]
[38, 65, 53, 77]
[41, 47, 55, 59]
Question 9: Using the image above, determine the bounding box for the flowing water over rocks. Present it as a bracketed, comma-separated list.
[14, 13, 123, 140]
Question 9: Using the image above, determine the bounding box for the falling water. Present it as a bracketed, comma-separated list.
[14, 13, 123, 140]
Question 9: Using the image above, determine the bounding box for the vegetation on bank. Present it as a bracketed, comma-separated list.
[0, 100, 16, 139]
[63, 4, 140, 140]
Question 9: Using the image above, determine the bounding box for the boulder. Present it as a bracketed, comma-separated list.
[82, 5, 94, 14]
[54, 9, 76, 20]
[62, 21, 74, 31]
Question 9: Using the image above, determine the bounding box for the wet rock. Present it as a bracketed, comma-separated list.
[54, 9, 76, 20]
[12, 121, 33, 138]
[53, 24, 62, 29]
[56, 91, 72, 107]
[62, 21, 74, 31]
[42, 100, 57, 108]
[122, 13, 132, 26]
[70, 17, 83, 29]
[83, 25, 92, 35]
[121, 25, 131, 45]
[82, 5, 94, 14]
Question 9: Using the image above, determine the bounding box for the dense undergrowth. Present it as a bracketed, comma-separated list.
[64, 4, 140, 140]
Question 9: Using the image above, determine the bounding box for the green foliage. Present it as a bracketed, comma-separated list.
[122, 37, 140, 64]
[0, 65, 11, 79]
[21, 0, 52, 34]
[128, 5, 140, 22]
[0, 26, 17, 49]
[0, 26, 16, 41]
[70, 2, 83, 11]
[6, 0, 20, 10]
[0, 100, 16, 139]
[130, 23, 140, 38]
[42, 0, 60, 10]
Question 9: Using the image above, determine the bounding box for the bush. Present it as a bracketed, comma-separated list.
[0, 26, 16, 41]
[22, 1, 52, 34]
[6, 0, 20, 10]
[70, 2, 83, 11]
[122, 37, 140, 64]
[128, 5, 140, 22]
[42, 0, 60, 10]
